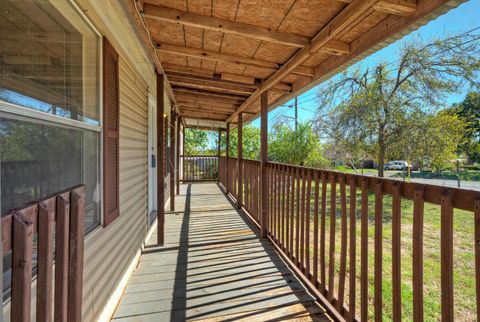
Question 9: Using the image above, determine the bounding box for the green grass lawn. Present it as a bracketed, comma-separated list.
[268, 182, 476, 321]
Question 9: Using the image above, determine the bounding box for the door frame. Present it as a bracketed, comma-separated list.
[147, 93, 157, 225]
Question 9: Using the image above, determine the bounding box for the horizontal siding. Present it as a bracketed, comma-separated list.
[82, 58, 149, 322]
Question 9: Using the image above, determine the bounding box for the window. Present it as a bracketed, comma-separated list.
[0, 0, 101, 232]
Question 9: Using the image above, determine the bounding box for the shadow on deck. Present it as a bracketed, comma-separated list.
[111, 183, 331, 321]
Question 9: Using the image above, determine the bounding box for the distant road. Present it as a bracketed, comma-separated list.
[349, 170, 480, 191]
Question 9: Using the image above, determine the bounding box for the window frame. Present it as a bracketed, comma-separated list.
[0, 0, 105, 233]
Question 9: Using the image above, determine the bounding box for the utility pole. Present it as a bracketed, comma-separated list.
[294, 96, 298, 132]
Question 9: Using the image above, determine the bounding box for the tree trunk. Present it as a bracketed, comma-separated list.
[378, 127, 386, 178]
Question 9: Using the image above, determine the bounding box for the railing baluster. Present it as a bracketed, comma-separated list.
[294, 167, 300, 265]
[413, 185, 425, 322]
[374, 181, 383, 322]
[338, 175, 348, 312]
[441, 190, 454, 322]
[320, 172, 327, 293]
[392, 182, 402, 322]
[37, 197, 55, 322]
[349, 176, 357, 322]
[279, 164, 285, 251]
[313, 170, 320, 286]
[328, 173, 337, 301]
[11, 209, 35, 322]
[305, 169, 312, 278]
[68, 188, 86, 322]
[475, 199, 480, 322]
[286, 166, 291, 257]
[276, 164, 280, 245]
[300, 167, 306, 272]
[361, 178, 369, 322]
[290, 166, 295, 260]
[55, 194, 70, 322]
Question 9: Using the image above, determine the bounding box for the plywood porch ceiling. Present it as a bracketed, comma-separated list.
[133, 0, 461, 126]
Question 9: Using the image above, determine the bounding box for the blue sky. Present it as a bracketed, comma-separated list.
[250, 0, 480, 129]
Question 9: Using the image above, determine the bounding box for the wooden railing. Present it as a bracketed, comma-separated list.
[1, 185, 85, 322]
[181, 155, 218, 181]
[219, 156, 480, 321]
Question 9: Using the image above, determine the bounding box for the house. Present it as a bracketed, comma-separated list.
[1, 0, 478, 321]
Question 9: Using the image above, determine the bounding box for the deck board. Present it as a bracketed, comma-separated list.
[111, 183, 332, 321]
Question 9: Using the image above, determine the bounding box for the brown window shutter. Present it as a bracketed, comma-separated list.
[103, 37, 120, 227]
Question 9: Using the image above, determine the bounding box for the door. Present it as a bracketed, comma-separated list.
[147, 94, 157, 225]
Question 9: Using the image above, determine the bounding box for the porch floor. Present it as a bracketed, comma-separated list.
[111, 182, 331, 321]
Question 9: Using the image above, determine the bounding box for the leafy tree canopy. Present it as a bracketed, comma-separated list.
[315, 31, 480, 176]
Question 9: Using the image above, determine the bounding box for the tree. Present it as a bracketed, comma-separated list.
[269, 122, 328, 168]
[222, 125, 261, 159]
[450, 91, 480, 162]
[315, 31, 480, 177]
[184, 129, 209, 155]
[387, 111, 467, 170]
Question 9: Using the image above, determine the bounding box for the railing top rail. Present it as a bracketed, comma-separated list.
[181, 154, 219, 157]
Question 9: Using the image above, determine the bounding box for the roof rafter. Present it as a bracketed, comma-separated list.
[227, 0, 400, 122]
[143, 3, 310, 48]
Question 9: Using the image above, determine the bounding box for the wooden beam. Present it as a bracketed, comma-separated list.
[178, 102, 236, 113]
[163, 63, 215, 77]
[180, 113, 227, 121]
[180, 107, 231, 115]
[164, 63, 311, 82]
[177, 97, 239, 109]
[173, 88, 246, 101]
[221, 73, 255, 84]
[143, 3, 309, 48]
[322, 40, 351, 55]
[338, 0, 417, 16]
[227, 0, 377, 122]
[374, 0, 417, 16]
[157, 43, 279, 70]
[167, 72, 258, 89]
[175, 94, 242, 107]
[167, 71, 291, 93]
[170, 79, 254, 96]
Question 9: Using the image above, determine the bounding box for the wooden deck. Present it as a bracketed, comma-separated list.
[111, 182, 332, 321]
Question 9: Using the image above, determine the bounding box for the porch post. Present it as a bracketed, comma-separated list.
[156, 73, 165, 246]
[226, 122, 230, 193]
[217, 129, 221, 183]
[170, 110, 176, 211]
[237, 113, 243, 209]
[260, 92, 268, 238]
[176, 116, 180, 195]
[182, 125, 185, 183]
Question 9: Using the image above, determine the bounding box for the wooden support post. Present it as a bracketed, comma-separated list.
[170, 111, 176, 211]
[182, 125, 185, 182]
[260, 91, 268, 238]
[237, 113, 243, 209]
[226, 122, 230, 194]
[157, 73, 165, 245]
[176, 116, 180, 195]
[217, 129, 221, 183]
